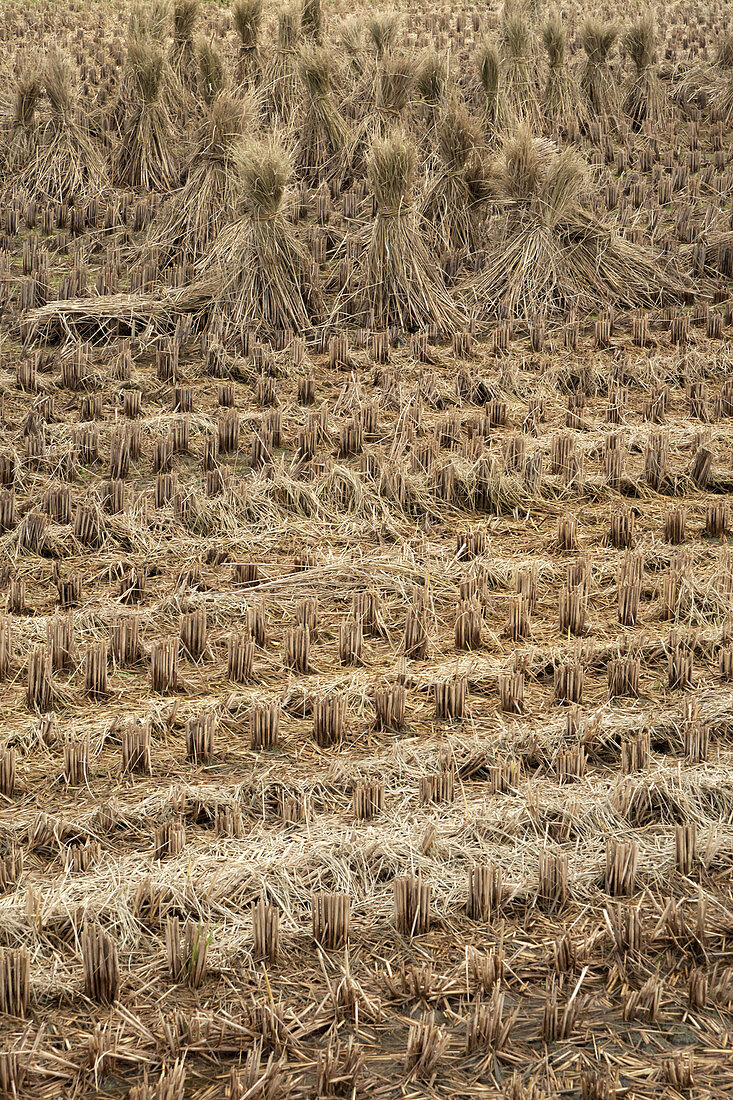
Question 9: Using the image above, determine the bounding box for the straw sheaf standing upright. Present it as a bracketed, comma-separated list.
[128, 0, 171, 45]
[266, 4, 301, 123]
[196, 40, 229, 108]
[373, 51, 418, 134]
[415, 48, 450, 128]
[171, 0, 199, 86]
[296, 44, 350, 184]
[542, 14, 585, 133]
[422, 100, 490, 254]
[113, 41, 180, 191]
[1, 68, 42, 177]
[366, 13, 399, 62]
[339, 17, 367, 87]
[145, 93, 253, 263]
[334, 131, 465, 332]
[475, 39, 512, 140]
[468, 125, 691, 320]
[301, 0, 324, 44]
[113, 3, 192, 134]
[20, 53, 109, 204]
[500, 10, 541, 126]
[580, 18, 620, 121]
[338, 18, 377, 123]
[623, 14, 665, 128]
[200, 136, 322, 333]
[232, 0, 263, 90]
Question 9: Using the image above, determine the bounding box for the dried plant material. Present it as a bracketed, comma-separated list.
[374, 684, 406, 731]
[165, 918, 209, 987]
[252, 896, 279, 964]
[249, 703, 280, 750]
[82, 924, 119, 1004]
[199, 136, 322, 335]
[394, 875, 430, 936]
[542, 971, 587, 1041]
[405, 1013, 448, 1080]
[311, 892, 351, 948]
[63, 735, 89, 786]
[1, 7, 732, 1096]
[468, 862, 504, 920]
[113, 43, 180, 191]
[151, 639, 178, 694]
[121, 719, 152, 775]
[334, 131, 464, 332]
[316, 1036, 362, 1098]
[353, 780, 384, 820]
[313, 696, 347, 746]
[469, 126, 689, 320]
[185, 711, 216, 763]
[538, 850, 569, 911]
[605, 839, 638, 896]
[0, 947, 29, 1017]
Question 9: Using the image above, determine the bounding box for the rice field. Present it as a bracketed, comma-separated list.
[0, 0, 732, 1096]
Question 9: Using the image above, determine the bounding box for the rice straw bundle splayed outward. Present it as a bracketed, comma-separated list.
[108, 5, 169, 135]
[201, 135, 322, 334]
[335, 130, 465, 332]
[468, 125, 692, 321]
